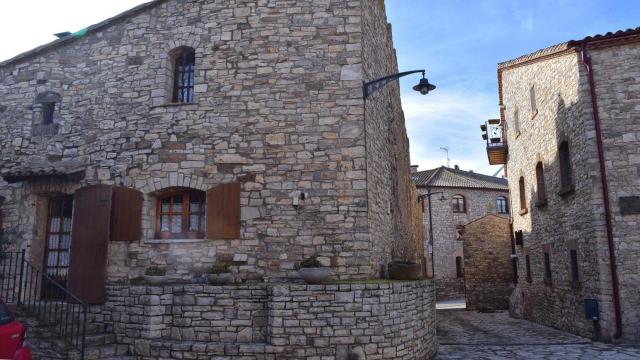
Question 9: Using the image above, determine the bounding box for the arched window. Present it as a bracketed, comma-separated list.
[535, 162, 547, 206]
[496, 196, 509, 214]
[172, 47, 196, 103]
[156, 189, 206, 239]
[452, 195, 466, 213]
[519, 176, 527, 213]
[559, 141, 573, 194]
[456, 256, 463, 278]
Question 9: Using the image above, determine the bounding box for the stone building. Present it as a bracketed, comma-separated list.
[489, 27, 640, 342]
[0, 0, 434, 358]
[413, 165, 509, 300]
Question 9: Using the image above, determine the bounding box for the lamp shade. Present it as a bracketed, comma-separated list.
[413, 77, 436, 95]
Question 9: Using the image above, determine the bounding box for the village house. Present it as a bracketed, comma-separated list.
[413, 165, 510, 301]
[486, 27, 640, 343]
[0, 0, 434, 358]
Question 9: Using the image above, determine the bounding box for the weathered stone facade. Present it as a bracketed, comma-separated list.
[462, 215, 512, 311]
[498, 29, 640, 342]
[0, 0, 435, 358]
[413, 166, 509, 300]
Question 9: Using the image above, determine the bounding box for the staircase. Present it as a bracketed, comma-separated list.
[1, 251, 132, 360]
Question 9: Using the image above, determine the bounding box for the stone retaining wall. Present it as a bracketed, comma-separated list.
[90, 281, 436, 359]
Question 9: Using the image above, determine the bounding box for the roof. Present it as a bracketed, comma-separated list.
[1, 0, 166, 67]
[2, 162, 86, 184]
[412, 166, 508, 191]
[499, 27, 640, 69]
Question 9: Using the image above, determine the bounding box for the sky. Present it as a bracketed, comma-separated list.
[1, 1, 639, 176]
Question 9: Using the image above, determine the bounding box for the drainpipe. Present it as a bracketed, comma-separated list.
[579, 42, 623, 340]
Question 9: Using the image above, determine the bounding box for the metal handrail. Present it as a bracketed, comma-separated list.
[0, 250, 87, 359]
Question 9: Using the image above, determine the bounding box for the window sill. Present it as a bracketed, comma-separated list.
[150, 102, 197, 109]
[519, 208, 528, 216]
[145, 238, 207, 244]
[558, 185, 575, 198]
[535, 199, 548, 208]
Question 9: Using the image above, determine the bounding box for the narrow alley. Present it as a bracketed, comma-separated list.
[436, 309, 640, 359]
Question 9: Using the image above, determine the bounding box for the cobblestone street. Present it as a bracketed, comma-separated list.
[435, 309, 640, 359]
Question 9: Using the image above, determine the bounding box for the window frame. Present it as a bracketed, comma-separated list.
[525, 254, 532, 283]
[518, 176, 528, 215]
[41, 102, 56, 125]
[558, 141, 574, 196]
[455, 256, 463, 278]
[570, 249, 580, 288]
[543, 251, 552, 286]
[530, 85, 538, 118]
[155, 189, 206, 239]
[172, 47, 196, 103]
[496, 196, 509, 214]
[452, 194, 466, 213]
[513, 108, 521, 137]
[535, 162, 547, 207]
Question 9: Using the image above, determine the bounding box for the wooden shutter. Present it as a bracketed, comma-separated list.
[206, 182, 240, 239]
[110, 187, 143, 242]
[68, 185, 112, 304]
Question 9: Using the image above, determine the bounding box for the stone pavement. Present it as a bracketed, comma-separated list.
[435, 309, 640, 359]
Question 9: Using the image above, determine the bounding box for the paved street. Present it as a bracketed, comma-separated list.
[435, 309, 640, 359]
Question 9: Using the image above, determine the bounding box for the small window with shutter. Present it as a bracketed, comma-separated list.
[155, 189, 206, 239]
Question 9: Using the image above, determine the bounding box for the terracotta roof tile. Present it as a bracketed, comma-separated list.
[412, 166, 508, 191]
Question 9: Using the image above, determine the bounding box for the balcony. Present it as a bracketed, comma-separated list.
[487, 141, 508, 165]
[481, 119, 508, 165]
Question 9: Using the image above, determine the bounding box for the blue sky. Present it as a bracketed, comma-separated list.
[387, 0, 640, 175]
[1, 1, 638, 175]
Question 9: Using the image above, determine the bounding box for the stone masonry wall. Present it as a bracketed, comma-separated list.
[589, 42, 640, 343]
[419, 185, 509, 299]
[0, 0, 415, 282]
[462, 215, 512, 311]
[501, 51, 610, 339]
[89, 281, 436, 359]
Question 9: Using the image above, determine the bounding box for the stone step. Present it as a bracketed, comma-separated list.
[85, 332, 117, 347]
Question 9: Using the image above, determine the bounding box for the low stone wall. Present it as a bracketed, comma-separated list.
[90, 281, 436, 359]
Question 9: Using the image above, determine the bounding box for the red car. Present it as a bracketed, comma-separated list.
[0, 298, 32, 360]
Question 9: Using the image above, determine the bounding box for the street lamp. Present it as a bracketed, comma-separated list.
[418, 189, 446, 276]
[363, 70, 436, 99]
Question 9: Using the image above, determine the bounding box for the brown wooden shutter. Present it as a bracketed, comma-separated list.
[110, 187, 143, 242]
[68, 185, 112, 305]
[206, 182, 241, 239]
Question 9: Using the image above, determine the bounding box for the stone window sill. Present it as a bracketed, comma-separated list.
[519, 208, 528, 216]
[150, 102, 197, 110]
[558, 185, 575, 198]
[144, 238, 207, 244]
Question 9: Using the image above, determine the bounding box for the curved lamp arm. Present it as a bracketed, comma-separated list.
[363, 69, 425, 98]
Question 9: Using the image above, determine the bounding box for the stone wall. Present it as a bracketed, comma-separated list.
[0, 0, 421, 284]
[589, 42, 640, 343]
[88, 281, 436, 359]
[418, 185, 509, 299]
[462, 215, 512, 311]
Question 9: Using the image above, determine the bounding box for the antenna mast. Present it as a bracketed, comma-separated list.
[440, 146, 450, 167]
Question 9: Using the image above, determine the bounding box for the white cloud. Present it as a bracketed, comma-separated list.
[401, 89, 504, 176]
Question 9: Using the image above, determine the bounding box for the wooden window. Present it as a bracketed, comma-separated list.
[570, 249, 580, 285]
[156, 190, 206, 239]
[42, 102, 55, 125]
[206, 183, 241, 240]
[42, 195, 74, 299]
[519, 176, 527, 214]
[530, 85, 538, 116]
[525, 254, 532, 282]
[172, 47, 195, 103]
[496, 196, 509, 214]
[559, 141, 574, 195]
[455, 256, 463, 278]
[543, 251, 552, 285]
[535, 162, 547, 206]
[452, 195, 466, 213]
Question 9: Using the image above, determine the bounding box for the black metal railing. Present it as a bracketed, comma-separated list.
[0, 250, 86, 359]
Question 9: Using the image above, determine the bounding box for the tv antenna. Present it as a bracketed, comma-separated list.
[440, 146, 450, 167]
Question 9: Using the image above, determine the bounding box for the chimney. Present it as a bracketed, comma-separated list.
[410, 165, 419, 174]
[454, 165, 459, 170]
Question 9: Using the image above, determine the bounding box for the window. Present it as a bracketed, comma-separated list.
[172, 47, 196, 103]
[559, 141, 574, 195]
[42, 102, 55, 125]
[535, 162, 547, 206]
[455, 225, 465, 240]
[456, 256, 463, 278]
[530, 85, 538, 116]
[543, 251, 552, 285]
[514, 230, 523, 246]
[156, 189, 206, 239]
[496, 196, 509, 214]
[525, 254, 532, 282]
[570, 249, 580, 286]
[43, 195, 74, 299]
[513, 108, 521, 135]
[452, 195, 466, 213]
[519, 176, 527, 214]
